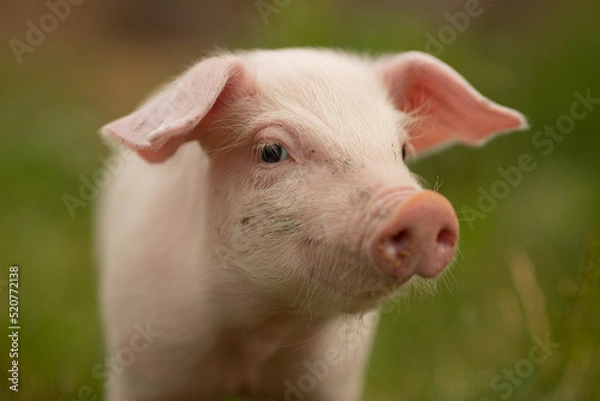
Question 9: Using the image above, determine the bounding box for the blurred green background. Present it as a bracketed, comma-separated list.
[1, 0, 599, 400]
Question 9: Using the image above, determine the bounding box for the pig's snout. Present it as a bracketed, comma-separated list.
[370, 190, 458, 279]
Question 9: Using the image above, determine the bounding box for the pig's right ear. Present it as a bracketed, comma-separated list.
[99, 55, 249, 163]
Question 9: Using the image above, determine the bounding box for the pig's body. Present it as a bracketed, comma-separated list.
[98, 48, 526, 401]
[98, 144, 376, 400]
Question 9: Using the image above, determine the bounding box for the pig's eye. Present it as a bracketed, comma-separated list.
[258, 143, 289, 163]
[401, 144, 407, 160]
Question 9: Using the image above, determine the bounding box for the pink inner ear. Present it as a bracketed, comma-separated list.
[99, 55, 248, 163]
[382, 52, 528, 153]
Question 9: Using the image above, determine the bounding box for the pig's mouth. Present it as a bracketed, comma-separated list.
[291, 234, 407, 312]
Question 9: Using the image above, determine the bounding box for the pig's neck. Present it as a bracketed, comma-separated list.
[207, 274, 339, 369]
[210, 269, 336, 330]
[202, 247, 364, 360]
[203, 300, 349, 400]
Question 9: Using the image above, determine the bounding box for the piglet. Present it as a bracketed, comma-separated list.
[97, 48, 527, 401]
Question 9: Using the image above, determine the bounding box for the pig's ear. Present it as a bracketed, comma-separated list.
[378, 51, 528, 154]
[99, 55, 249, 163]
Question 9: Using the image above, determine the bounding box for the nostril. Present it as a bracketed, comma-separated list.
[382, 229, 411, 260]
[436, 228, 457, 251]
[392, 229, 411, 246]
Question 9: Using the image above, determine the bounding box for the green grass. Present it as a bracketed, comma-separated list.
[1, 1, 599, 400]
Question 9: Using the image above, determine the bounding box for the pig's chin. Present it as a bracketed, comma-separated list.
[310, 264, 438, 316]
[300, 251, 415, 315]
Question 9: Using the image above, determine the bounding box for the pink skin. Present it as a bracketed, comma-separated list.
[369, 189, 459, 280]
[379, 51, 527, 153]
[97, 48, 527, 401]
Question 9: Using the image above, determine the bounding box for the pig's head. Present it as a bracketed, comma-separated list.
[101, 49, 527, 315]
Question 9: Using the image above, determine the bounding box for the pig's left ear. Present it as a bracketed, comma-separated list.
[378, 51, 528, 154]
[100, 55, 249, 163]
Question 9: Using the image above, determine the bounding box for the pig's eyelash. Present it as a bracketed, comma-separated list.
[255, 142, 292, 164]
